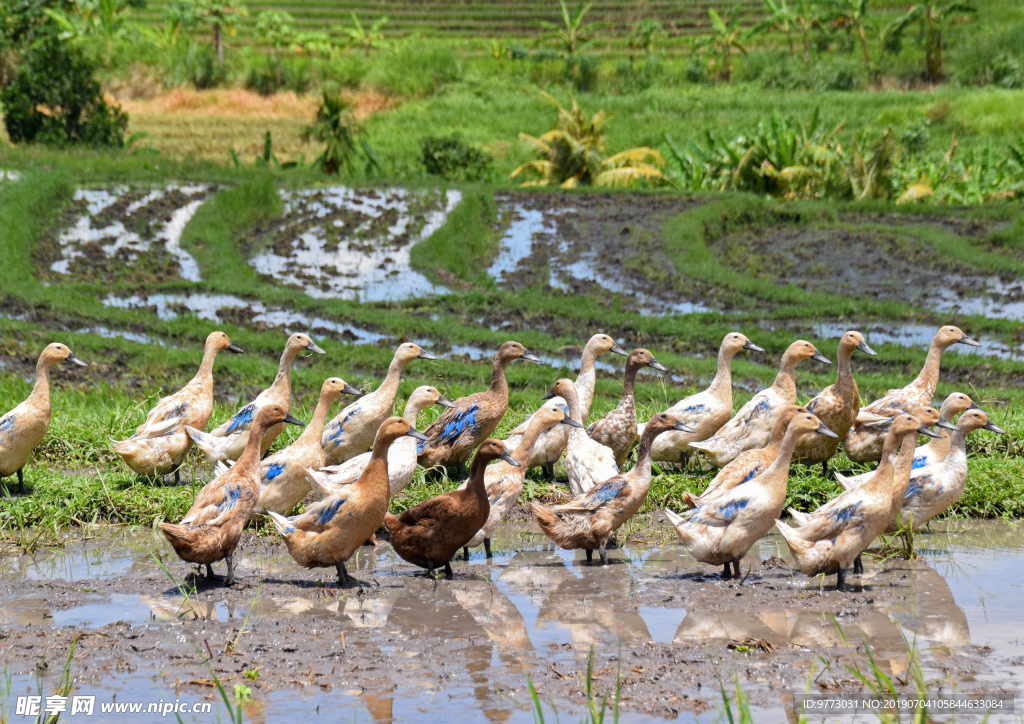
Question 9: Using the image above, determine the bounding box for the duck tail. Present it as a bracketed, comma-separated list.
[267, 511, 295, 538]
[304, 468, 334, 499]
[835, 472, 855, 491]
[663, 508, 684, 528]
[529, 501, 558, 529]
[775, 519, 810, 551]
[682, 491, 701, 510]
[382, 512, 400, 532]
[185, 426, 229, 467]
[159, 522, 205, 555]
[214, 459, 233, 477]
[787, 508, 811, 526]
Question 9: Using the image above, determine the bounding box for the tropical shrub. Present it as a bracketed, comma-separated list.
[420, 135, 493, 181]
[367, 40, 461, 97]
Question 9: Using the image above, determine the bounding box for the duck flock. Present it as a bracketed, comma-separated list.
[0, 325, 1004, 592]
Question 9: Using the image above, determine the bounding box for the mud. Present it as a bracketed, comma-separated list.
[246, 187, 461, 302]
[491, 192, 714, 316]
[0, 519, 1019, 722]
[34, 185, 214, 285]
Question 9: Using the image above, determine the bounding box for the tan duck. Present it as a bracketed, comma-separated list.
[665, 411, 837, 579]
[795, 331, 876, 476]
[161, 405, 304, 585]
[910, 392, 976, 470]
[553, 379, 622, 496]
[386, 439, 520, 579]
[586, 348, 667, 467]
[777, 413, 939, 590]
[644, 332, 764, 465]
[255, 377, 361, 516]
[503, 333, 627, 479]
[690, 340, 831, 467]
[461, 401, 582, 559]
[683, 405, 808, 509]
[417, 342, 541, 476]
[0, 343, 87, 494]
[270, 418, 428, 586]
[322, 342, 436, 465]
[188, 333, 324, 467]
[843, 325, 979, 463]
[114, 331, 243, 480]
[530, 413, 689, 566]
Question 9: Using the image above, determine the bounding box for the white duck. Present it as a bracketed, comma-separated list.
[909, 392, 976, 471]
[642, 332, 764, 464]
[306, 386, 455, 499]
[321, 343, 436, 465]
[502, 333, 627, 479]
[690, 340, 830, 467]
[549, 378, 621, 496]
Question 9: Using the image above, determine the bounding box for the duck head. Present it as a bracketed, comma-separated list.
[934, 325, 979, 349]
[783, 340, 831, 366]
[395, 342, 437, 364]
[535, 400, 584, 431]
[644, 412, 697, 437]
[770, 405, 811, 437]
[955, 409, 1005, 435]
[722, 332, 765, 356]
[788, 412, 838, 440]
[475, 438, 520, 467]
[207, 331, 244, 355]
[839, 331, 876, 357]
[543, 378, 579, 407]
[627, 348, 668, 373]
[253, 404, 305, 432]
[40, 342, 87, 369]
[881, 413, 942, 440]
[498, 341, 542, 364]
[936, 392, 977, 420]
[374, 416, 429, 448]
[586, 333, 629, 357]
[411, 386, 457, 411]
[318, 377, 361, 405]
[286, 332, 326, 357]
[909, 405, 957, 432]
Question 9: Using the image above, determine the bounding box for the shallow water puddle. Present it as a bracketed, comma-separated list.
[928, 273, 1024, 321]
[43, 185, 213, 283]
[1, 520, 1019, 722]
[249, 187, 461, 302]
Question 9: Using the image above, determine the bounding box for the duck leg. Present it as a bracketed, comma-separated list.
[484, 539, 492, 559]
[174, 468, 180, 485]
[205, 564, 216, 580]
[732, 559, 743, 580]
[585, 549, 593, 565]
[543, 462, 555, 482]
[17, 469, 24, 495]
[463, 547, 470, 561]
[721, 563, 733, 580]
[598, 547, 608, 566]
[443, 562, 453, 580]
[836, 568, 847, 592]
[224, 554, 235, 586]
[821, 461, 829, 480]
[853, 554, 863, 575]
[680, 452, 690, 470]
[424, 559, 435, 579]
[455, 462, 467, 480]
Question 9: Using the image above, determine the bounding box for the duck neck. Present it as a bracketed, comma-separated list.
[268, 346, 301, 402]
[30, 357, 55, 410]
[912, 340, 947, 396]
[562, 389, 586, 440]
[761, 426, 803, 494]
[193, 344, 220, 385]
[575, 345, 599, 417]
[234, 421, 268, 473]
[401, 397, 428, 425]
[488, 354, 512, 398]
[360, 433, 396, 494]
[770, 352, 799, 402]
[618, 361, 640, 410]
[866, 430, 904, 491]
[629, 425, 659, 490]
[376, 353, 408, 402]
[707, 344, 736, 399]
[764, 418, 789, 455]
[513, 415, 550, 464]
[890, 432, 921, 500]
[466, 453, 492, 506]
[295, 394, 334, 445]
[833, 343, 858, 400]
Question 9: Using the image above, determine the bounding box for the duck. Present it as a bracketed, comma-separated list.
[894, 408, 1004, 532]
[843, 325, 979, 463]
[322, 343, 436, 465]
[586, 348, 667, 467]
[417, 341, 541, 476]
[114, 331, 243, 480]
[795, 331, 876, 476]
[502, 333, 628, 480]
[910, 392, 976, 470]
[269, 418, 428, 587]
[665, 411, 837, 579]
[386, 439, 520, 579]
[0, 343, 87, 494]
[460, 401, 582, 559]
[529, 413, 691, 566]
[161, 404, 304, 585]
[690, 340, 831, 467]
[776, 413, 939, 591]
[643, 332, 764, 465]
[255, 377, 361, 516]
[682, 405, 808, 509]
[188, 333, 324, 467]
[307, 386, 456, 500]
[548, 379, 624, 495]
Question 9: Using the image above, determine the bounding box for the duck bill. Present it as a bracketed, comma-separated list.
[417, 350, 437, 360]
[306, 340, 326, 354]
[958, 334, 981, 347]
[936, 418, 958, 431]
[541, 389, 556, 401]
[856, 340, 877, 356]
[561, 412, 584, 429]
[648, 358, 668, 372]
[742, 340, 765, 353]
[610, 344, 629, 356]
[436, 395, 457, 409]
[283, 414, 306, 427]
[405, 428, 430, 442]
[983, 421, 1006, 434]
[816, 423, 839, 439]
[672, 420, 697, 433]
[342, 383, 362, 397]
[868, 418, 893, 431]
[66, 352, 88, 367]
[521, 351, 542, 364]
[918, 424, 941, 439]
[226, 343, 244, 354]
[499, 449, 521, 467]
[811, 351, 832, 364]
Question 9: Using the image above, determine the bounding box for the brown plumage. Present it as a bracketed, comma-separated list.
[387, 439, 520, 578]
[160, 404, 304, 585]
[586, 348, 667, 467]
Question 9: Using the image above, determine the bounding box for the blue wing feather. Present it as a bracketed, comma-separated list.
[326, 405, 361, 444]
[225, 403, 256, 433]
[437, 404, 479, 445]
[264, 463, 286, 483]
[0, 414, 18, 442]
[216, 485, 242, 514]
[911, 455, 928, 470]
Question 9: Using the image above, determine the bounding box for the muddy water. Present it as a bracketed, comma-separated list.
[0, 519, 1019, 722]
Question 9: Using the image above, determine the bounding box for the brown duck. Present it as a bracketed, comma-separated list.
[160, 404, 304, 585]
[387, 439, 520, 579]
[416, 341, 540, 476]
[586, 348, 667, 467]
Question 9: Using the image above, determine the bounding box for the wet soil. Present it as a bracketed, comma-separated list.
[1, 519, 1019, 722]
